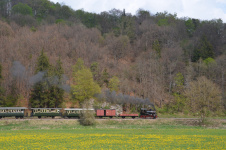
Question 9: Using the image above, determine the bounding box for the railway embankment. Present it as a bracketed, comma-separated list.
[0, 118, 225, 130]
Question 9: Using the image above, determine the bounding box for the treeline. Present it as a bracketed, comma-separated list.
[0, 0, 225, 117]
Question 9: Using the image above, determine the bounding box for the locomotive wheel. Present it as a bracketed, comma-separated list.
[15, 116, 19, 119]
[0, 116, 2, 119]
[20, 116, 23, 119]
[132, 116, 135, 119]
[38, 116, 41, 119]
[110, 116, 113, 119]
[52, 116, 55, 119]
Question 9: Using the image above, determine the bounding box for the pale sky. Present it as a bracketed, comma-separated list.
[50, 0, 226, 22]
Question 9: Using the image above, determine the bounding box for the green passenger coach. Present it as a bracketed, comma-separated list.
[31, 108, 62, 119]
[64, 108, 95, 118]
[0, 107, 27, 119]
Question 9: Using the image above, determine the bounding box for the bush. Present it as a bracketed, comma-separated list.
[79, 101, 96, 126]
[79, 109, 96, 126]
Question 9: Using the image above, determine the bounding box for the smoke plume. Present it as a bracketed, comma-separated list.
[10, 61, 71, 92]
[10, 61, 27, 79]
[99, 90, 154, 106]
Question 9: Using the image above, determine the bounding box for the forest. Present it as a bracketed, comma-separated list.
[0, 0, 225, 117]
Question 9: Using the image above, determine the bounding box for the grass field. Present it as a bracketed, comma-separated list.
[0, 119, 225, 149]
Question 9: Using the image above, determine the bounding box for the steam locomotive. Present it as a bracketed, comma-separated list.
[0, 106, 157, 119]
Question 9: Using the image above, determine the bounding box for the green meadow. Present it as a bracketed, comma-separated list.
[0, 119, 225, 149]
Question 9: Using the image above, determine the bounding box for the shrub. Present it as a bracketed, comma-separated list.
[79, 101, 96, 126]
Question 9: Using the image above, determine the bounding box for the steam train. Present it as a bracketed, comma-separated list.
[0, 107, 157, 119]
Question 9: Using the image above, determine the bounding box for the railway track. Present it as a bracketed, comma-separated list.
[0, 117, 206, 120]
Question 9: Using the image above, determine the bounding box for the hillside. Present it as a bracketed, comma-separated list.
[0, 0, 225, 116]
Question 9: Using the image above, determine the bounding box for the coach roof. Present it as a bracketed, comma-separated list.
[0, 107, 27, 110]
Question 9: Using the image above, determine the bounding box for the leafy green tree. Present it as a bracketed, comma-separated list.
[158, 18, 168, 26]
[185, 18, 195, 36]
[71, 59, 101, 103]
[172, 93, 186, 113]
[156, 11, 177, 26]
[12, 2, 33, 16]
[73, 58, 85, 73]
[109, 76, 120, 92]
[173, 72, 184, 94]
[74, 9, 98, 28]
[55, 19, 65, 24]
[203, 57, 215, 66]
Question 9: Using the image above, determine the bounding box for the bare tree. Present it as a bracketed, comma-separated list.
[185, 76, 222, 123]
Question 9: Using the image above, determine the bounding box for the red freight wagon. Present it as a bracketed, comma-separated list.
[96, 109, 116, 118]
[118, 114, 139, 119]
[96, 109, 104, 116]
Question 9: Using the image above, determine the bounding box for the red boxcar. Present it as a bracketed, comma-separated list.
[96, 109, 104, 116]
[96, 109, 116, 118]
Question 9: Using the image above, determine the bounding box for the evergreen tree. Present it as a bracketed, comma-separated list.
[101, 68, 109, 86]
[192, 35, 214, 62]
[90, 62, 99, 80]
[30, 50, 52, 108]
[35, 49, 50, 73]
[90, 62, 102, 86]
[49, 57, 64, 108]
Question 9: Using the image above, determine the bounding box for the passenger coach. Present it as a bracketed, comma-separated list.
[0, 107, 27, 119]
[31, 108, 62, 119]
[64, 108, 95, 118]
